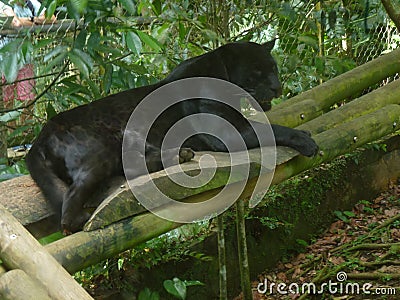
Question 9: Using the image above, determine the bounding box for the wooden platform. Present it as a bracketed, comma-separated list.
[0, 146, 299, 238]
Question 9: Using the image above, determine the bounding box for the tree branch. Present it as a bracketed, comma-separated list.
[381, 0, 400, 31]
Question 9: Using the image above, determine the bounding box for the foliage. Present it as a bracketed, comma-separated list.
[137, 278, 204, 300]
[163, 277, 204, 300]
[138, 287, 160, 300]
[0, 158, 29, 182]
[1, 0, 397, 128]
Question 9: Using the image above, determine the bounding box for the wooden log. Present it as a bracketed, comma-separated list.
[263, 78, 400, 129]
[259, 98, 323, 127]
[85, 146, 296, 231]
[297, 79, 400, 134]
[266, 48, 400, 127]
[0, 269, 51, 300]
[272, 104, 400, 184]
[0, 204, 93, 300]
[46, 212, 181, 273]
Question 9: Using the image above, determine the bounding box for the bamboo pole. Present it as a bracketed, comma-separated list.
[0, 204, 93, 300]
[43, 104, 400, 274]
[297, 79, 400, 134]
[268, 48, 400, 125]
[0, 269, 51, 300]
[217, 214, 228, 300]
[272, 104, 400, 184]
[236, 199, 252, 300]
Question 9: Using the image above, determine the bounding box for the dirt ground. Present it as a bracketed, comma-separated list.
[235, 181, 400, 300]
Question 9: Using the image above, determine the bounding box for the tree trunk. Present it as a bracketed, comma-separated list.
[217, 214, 228, 300]
[236, 199, 252, 300]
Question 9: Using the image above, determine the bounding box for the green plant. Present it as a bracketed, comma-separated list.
[138, 287, 160, 300]
[334, 210, 356, 223]
[163, 277, 204, 300]
[0, 159, 29, 182]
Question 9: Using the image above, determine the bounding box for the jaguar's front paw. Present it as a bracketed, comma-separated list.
[179, 148, 195, 163]
[295, 131, 319, 157]
[61, 211, 91, 235]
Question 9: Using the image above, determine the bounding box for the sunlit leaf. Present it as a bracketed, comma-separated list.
[0, 110, 21, 123]
[68, 50, 89, 78]
[136, 30, 163, 52]
[44, 51, 67, 72]
[3, 52, 18, 83]
[46, 0, 57, 19]
[119, 0, 136, 15]
[43, 45, 67, 63]
[126, 31, 142, 56]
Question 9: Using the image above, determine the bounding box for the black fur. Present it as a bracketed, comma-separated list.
[26, 40, 318, 233]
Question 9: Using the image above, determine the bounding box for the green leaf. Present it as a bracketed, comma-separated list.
[3, 52, 18, 83]
[126, 31, 142, 55]
[164, 278, 186, 300]
[152, 0, 162, 15]
[72, 48, 94, 70]
[298, 35, 318, 48]
[44, 45, 68, 63]
[334, 210, 349, 222]
[92, 43, 122, 56]
[8, 124, 31, 139]
[38, 231, 64, 245]
[296, 239, 308, 247]
[70, 0, 88, 13]
[46, 0, 57, 19]
[87, 32, 101, 53]
[0, 110, 22, 123]
[75, 29, 87, 50]
[66, 0, 82, 20]
[20, 40, 33, 63]
[343, 211, 356, 218]
[68, 50, 89, 78]
[136, 30, 163, 52]
[103, 64, 113, 94]
[44, 51, 67, 73]
[178, 22, 186, 40]
[34, 38, 54, 50]
[138, 288, 160, 300]
[119, 0, 136, 15]
[46, 103, 57, 120]
[87, 78, 101, 98]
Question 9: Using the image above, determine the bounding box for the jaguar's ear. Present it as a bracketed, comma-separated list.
[262, 39, 277, 52]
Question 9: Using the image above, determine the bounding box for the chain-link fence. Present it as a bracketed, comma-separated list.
[0, 0, 399, 166]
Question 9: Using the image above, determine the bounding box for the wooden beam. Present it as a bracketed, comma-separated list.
[43, 104, 400, 274]
[0, 270, 51, 300]
[265, 48, 400, 127]
[0, 204, 93, 299]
